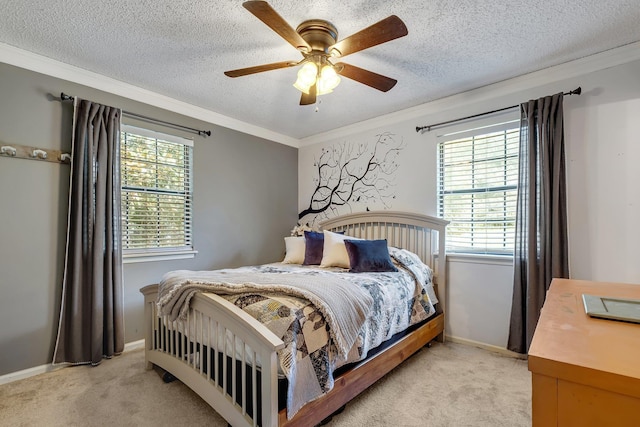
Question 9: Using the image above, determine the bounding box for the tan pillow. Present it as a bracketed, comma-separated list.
[282, 236, 305, 264]
[320, 230, 361, 268]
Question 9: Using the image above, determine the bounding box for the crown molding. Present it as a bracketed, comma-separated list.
[299, 41, 640, 146]
[0, 42, 299, 148]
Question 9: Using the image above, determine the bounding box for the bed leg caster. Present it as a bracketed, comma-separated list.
[426, 341, 433, 348]
[162, 372, 177, 383]
[153, 365, 177, 383]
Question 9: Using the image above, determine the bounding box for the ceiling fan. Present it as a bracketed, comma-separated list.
[224, 1, 408, 106]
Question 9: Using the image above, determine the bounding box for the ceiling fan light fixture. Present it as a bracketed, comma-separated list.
[293, 61, 341, 96]
[293, 62, 318, 93]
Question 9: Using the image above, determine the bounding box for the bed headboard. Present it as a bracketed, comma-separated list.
[320, 211, 448, 309]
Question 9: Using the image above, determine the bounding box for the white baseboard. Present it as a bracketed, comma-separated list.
[445, 335, 526, 360]
[0, 363, 63, 386]
[0, 339, 146, 386]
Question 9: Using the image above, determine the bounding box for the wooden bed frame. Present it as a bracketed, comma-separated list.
[140, 211, 448, 427]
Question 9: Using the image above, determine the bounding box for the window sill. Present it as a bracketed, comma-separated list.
[446, 253, 513, 266]
[123, 250, 198, 264]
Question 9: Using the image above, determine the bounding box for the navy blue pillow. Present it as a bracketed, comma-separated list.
[303, 231, 325, 265]
[344, 239, 398, 273]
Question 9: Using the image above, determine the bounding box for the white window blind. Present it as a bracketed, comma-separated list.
[120, 125, 193, 254]
[437, 121, 519, 255]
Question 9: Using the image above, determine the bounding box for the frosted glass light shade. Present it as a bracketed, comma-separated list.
[293, 62, 318, 94]
[317, 65, 341, 95]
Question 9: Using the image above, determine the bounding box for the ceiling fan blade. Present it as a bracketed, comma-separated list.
[243, 1, 311, 52]
[300, 84, 317, 105]
[329, 15, 408, 58]
[224, 61, 298, 77]
[336, 62, 397, 92]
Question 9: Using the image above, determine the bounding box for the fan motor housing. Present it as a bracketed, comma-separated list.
[296, 19, 338, 53]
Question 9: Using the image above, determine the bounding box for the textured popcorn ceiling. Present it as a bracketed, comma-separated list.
[1, 0, 639, 140]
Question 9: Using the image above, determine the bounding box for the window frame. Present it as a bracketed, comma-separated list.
[436, 115, 520, 256]
[120, 125, 197, 263]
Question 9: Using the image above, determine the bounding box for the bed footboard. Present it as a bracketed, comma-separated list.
[141, 284, 285, 427]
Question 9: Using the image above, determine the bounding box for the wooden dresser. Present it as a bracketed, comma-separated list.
[528, 279, 640, 427]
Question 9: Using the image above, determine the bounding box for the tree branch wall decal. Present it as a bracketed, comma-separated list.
[299, 132, 406, 224]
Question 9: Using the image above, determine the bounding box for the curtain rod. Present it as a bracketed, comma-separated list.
[415, 87, 582, 133]
[59, 93, 211, 137]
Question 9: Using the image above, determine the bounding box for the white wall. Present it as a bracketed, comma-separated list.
[565, 64, 640, 283]
[447, 256, 514, 347]
[299, 53, 640, 349]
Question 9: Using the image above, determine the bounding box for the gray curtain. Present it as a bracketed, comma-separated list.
[53, 98, 124, 365]
[507, 93, 569, 354]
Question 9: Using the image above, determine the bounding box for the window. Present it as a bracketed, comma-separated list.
[120, 125, 194, 261]
[437, 121, 519, 255]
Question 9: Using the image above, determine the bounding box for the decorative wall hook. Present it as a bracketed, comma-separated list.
[1, 146, 17, 156]
[0, 142, 70, 164]
[31, 149, 48, 160]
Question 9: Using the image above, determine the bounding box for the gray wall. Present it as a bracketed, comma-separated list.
[0, 62, 298, 375]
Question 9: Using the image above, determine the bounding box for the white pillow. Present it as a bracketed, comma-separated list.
[320, 230, 361, 268]
[282, 236, 305, 264]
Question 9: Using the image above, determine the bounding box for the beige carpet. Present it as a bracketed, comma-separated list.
[0, 342, 531, 427]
